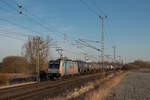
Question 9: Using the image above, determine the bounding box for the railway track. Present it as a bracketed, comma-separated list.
[0, 71, 115, 100]
[0, 77, 72, 100]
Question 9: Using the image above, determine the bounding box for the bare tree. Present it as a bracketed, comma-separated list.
[22, 36, 52, 73]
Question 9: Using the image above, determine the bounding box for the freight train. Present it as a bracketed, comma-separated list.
[47, 59, 115, 79]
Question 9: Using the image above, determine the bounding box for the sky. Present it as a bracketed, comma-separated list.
[0, 0, 150, 63]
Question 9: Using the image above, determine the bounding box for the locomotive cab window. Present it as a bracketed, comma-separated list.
[48, 62, 60, 69]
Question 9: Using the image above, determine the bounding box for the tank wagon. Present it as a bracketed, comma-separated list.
[47, 59, 103, 79]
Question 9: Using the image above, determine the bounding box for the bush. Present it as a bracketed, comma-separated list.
[0, 74, 9, 85]
[2, 56, 29, 73]
[122, 60, 150, 70]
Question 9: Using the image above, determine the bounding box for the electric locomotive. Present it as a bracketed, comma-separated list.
[47, 59, 78, 79]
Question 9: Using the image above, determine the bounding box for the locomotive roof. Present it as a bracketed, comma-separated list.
[49, 58, 72, 62]
[49, 59, 99, 64]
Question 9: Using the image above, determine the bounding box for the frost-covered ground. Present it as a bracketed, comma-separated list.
[106, 70, 150, 100]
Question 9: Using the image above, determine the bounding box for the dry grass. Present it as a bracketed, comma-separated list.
[46, 71, 129, 100]
[46, 83, 94, 100]
[0, 74, 9, 85]
[0, 73, 33, 79]
[66, 82, 94, 99]
[85, 71, 130, 100]
[45, 96, 66, 100]
[0, 73, 33, 86]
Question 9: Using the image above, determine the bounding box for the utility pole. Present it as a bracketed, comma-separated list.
[82, 53, 88, 62]
[37, 47, 40, 82]
[112, 46, 116, 63]
[36, 37, 40, 82]
[99, 16, 107, 69]
[117, 56, 121, 64]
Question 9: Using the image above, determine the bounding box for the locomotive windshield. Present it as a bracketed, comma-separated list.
[48, 61, 60, 69]
[49, 64, 59, 69]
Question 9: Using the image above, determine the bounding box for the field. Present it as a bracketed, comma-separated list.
[0, 73, 33, 85]
[106, 69, 150, 100]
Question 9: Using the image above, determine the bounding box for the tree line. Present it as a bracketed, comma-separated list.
[123, 60, 150, 70]
[0, 36, 52, 74]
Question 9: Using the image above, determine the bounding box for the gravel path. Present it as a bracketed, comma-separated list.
[106, 70, 150, 100]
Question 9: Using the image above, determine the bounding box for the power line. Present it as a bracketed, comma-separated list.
[0, 0, 50, 36]
[79, 0, 100, 16]
[64, 48, 82, 55]
[104, 27, 115, 45]
[0, 0, 18, 11]
[89, 0, 107, 16]
[21, 9, 70, 41]
[0, 1, 70, 51]
[0, 5, 17, 15]
[1, 0, 74, 46]
[14, 1, 68, 39]
[1, 0, 101, 61]
[105, 18, 116, 45]
[0, 29, 34, 37]
[79, 38, 100, 43]
[0, 4, 39, 36]
[0, 33, 25, 41]
[22, 14, 53, 32]
[89, 0, 114, 45]
[0, 18, 41, 36]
